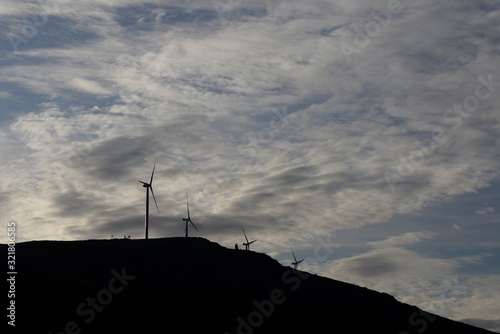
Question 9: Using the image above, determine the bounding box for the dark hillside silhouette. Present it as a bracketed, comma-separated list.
[3, 238, 495, 333]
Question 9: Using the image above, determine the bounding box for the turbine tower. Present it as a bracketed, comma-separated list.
[241, 226, 257, 251]
[138, 162, 159, 240]
[291, 248, 304, 270]
[182, 193, 199, 237]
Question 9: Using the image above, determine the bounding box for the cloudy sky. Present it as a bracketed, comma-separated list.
[1, 0, 499, 331]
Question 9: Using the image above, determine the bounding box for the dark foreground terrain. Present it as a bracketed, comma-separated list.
[3, 237, 495, 333]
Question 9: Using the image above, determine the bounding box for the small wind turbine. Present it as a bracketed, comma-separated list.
[241, 226, 257, 251]
[291, 248, 304, 270]
[182, 193, 199, 237]
[138, 162, 160, 240]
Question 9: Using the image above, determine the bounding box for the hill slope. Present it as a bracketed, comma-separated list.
[4, 238, 495, 333]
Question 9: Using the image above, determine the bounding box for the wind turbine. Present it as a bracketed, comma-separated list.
[182, 193, 199, 237]
[138, 162, 159, 240]
[291, 248, 304, 270]
[241, 226, 257, 251]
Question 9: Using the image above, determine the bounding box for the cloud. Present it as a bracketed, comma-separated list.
[0, 190, 12, 221]
[460, 318, 500, 333]
[0, 0, 498, 245]
[344, 252, 399, 277]
[51, 190, 109, 218]
[314, 246, 500, 326]
[367, 231, 437, 248]
[455, 276, 500, 327]
[67, 78, 112, 95]
[323, 246, 458, 281]
[476, 207, 495, 215]
[0, 91, 13, 99]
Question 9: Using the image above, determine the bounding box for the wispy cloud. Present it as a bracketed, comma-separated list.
[67, 78, 112, 96]
[367, 231, 437, 248]
[476, 207, 495, 215]
[1, 0, 498, 245]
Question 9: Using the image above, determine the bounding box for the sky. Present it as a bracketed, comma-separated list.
[1, 0, 499, 331]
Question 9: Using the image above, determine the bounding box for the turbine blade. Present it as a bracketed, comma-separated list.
[186, 193, 190, 219]
[150, 186, 160, 213]
[190, 219, 199, 232]
[291, 249, 298, 263]
[139, 181, 147, 185]
[150, 162, 156, 185]
[249, 240, 257, 244]
[241, 226, 249, 243]
[298, 260, 304, 264]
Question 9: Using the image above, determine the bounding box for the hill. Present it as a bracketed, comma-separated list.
[3, 237, 495, 333]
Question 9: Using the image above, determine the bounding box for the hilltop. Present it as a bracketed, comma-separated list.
[3, 237, 495, 333]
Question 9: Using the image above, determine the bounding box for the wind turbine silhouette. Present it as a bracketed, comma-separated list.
[291, 248, 304, 270]
[182, 193, 199, 237]
[138, 162, 159, 240]
[241, 226, 256, 251]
